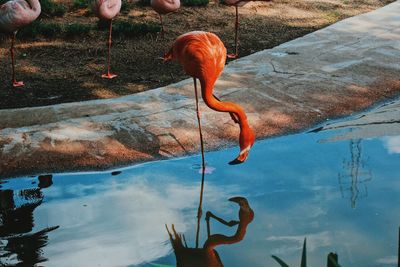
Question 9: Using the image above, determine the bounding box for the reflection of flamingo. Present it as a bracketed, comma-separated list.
[151, 0, 180, 38]
[92, 0, 121, 79]
[224, 0, 271, 58]
[166, 196, 254, 266]
[164, 31, 255, 164]
[0, 0, 41, 87]
[205, 197, 254, 246]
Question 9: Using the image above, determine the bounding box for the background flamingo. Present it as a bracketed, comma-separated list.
[151, 0, 180, 38]
[164, 31, 255, 164]
[92, 0, 121, 79]
[0, 0, 41, 87]
[224, 0, 271, 58]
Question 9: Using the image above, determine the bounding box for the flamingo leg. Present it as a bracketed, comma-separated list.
[10, 32, 24, 87]
[194, 77, 207, 248]
[159, 14, 165, 39]
[228, 5, 239, 59]
[102, 20, 117, 79]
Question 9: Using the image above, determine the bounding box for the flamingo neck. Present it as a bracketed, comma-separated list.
[199, 78, 248, 126]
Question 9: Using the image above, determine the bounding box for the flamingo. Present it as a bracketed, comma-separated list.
[166, 197, 254, 266]
[92, 0, 121, 79]
[151, 0, 180, 38]
[163, 31, 255, 164]
[0, 0, 41, 87]
[224, 0, 271, 58]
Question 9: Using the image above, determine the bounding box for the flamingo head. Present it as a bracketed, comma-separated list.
[229, 126, 255, 165]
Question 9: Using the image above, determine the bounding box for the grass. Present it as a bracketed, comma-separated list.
[72, 0, 91, 10]
[98, 19, 160, 36]
[17, 19, 160, 39]
[182, 0, 208, 6]
[64, 23, 92, 38]
[41, 0, 66, 17]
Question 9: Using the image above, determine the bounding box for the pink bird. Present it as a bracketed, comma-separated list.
[151, 0, 180, 37]
[164, 31, 256, 164]
[0, 0, 41, 87]
[224, 0, 271, 59]
[92, 0, 121, 79]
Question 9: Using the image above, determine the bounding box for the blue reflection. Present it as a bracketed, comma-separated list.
[0, 127, 399, 266]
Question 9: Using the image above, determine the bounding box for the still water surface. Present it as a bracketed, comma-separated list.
[1, 119, 399, 266]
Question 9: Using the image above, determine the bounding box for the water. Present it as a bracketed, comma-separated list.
[1, 119, 399, 266]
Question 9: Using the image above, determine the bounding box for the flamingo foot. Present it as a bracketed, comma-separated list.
[101, 73, 117, 79]
[227, 53, 238, 59]
[12, 81, 24, 87]
[228, 146, 251, 165]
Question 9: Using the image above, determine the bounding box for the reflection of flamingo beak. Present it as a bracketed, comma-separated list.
[229, 196, 244, 204]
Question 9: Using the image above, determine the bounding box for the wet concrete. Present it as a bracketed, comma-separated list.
[1, 1, 400, 178]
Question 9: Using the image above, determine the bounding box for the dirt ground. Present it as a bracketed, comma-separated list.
[0, 0, 393, 110]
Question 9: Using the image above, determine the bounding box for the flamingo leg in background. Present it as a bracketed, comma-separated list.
[228, 5, 239, 59]
[102, 20, 117, 79]
[10, 32, 24, 87]
[159, 14, 165, 38]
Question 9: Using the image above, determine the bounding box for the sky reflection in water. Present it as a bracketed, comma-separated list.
[0, 127, 399, 267]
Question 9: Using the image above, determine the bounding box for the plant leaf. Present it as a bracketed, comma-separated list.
[301, 238, 307, 267]
[149, 263, 174, 267]
[271, 255, 290, 267]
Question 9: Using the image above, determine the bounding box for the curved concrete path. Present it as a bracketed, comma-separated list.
[1, 1, 399, 178]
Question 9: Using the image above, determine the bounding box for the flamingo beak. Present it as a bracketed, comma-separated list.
[228, 146, 251, 165]
[228, 196, 243, 204]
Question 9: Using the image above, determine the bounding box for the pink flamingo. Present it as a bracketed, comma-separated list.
[0, 0, 41, 87]
[92, 0, 121, 79]
[164, 31, 255, 164]
[224, 0, 271, 59]
[151, 0, 180, 37]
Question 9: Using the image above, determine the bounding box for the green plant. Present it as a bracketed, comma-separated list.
[39, 22, 63, 37]
[40, 0, 66, 17]
[65, 23, 92, 37]
[137, 0, 151, 6]
[181, 0, 208, 7]
[18, 20, 42, 39]
[272, 238, 340, 267]
[72, 0, 90, 10]
[112, 21, 160, 37]
[120, 0, 129, 12]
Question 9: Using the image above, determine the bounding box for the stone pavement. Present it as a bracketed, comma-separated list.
[1, 1, 399, 178]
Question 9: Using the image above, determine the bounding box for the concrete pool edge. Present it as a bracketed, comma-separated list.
[1, 1, 400, 178]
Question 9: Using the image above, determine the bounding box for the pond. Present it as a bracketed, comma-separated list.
[0, 112, 399, 266]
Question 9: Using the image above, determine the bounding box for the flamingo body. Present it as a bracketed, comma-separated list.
[224, 0, 247, 7]
[0, 0, 41, 87]
[151, 0, 180, 14]
[92, 0, 121, 20]
[0, 0, 41, 32]
[164, 31, 255, 164]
